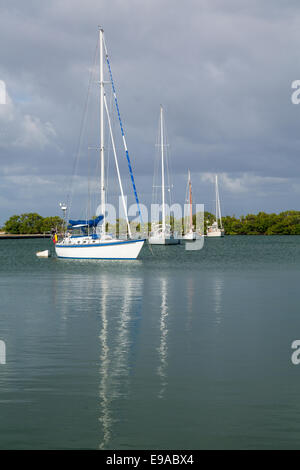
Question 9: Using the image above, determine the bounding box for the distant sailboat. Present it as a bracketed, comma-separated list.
[183, 169, 196, 241]
[55, 28, 145, 259]
[206, 175, 225, 237]
[149, 106, 179, 245]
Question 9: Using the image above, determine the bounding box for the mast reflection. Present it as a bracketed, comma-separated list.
[157, 277, 168, 399]
[213, 275, 224, 325]
[99, 276, 110, 449]
[98, 274, 143, 449]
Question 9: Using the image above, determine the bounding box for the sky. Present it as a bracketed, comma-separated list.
[1, 0, 300, 225]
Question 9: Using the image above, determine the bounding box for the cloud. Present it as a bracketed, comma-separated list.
[1, 0, 300, 221]
[0, 90, 58, 150]
[201, 172, 289, 195]
[14, 114, 56, 149]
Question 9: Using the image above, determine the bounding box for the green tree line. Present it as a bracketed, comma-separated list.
[218, 211, 300, 235]
[190, 211, 300, 235]
[3, 213, 64, 234]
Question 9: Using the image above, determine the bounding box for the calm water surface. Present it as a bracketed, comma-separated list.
[0, 236, 300, 449]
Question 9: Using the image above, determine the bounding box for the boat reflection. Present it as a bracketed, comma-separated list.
[98, 274, 143, 449]
[185, 276, 195, 333]
[157, 277, 169, 399]
[50, 267, 143, 450]
[212, 275, 224, 325]
[99, 276, 110, 449]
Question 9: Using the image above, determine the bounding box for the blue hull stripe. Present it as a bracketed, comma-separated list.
[56, 239, 145, 248]
[57, 257, 138, 260]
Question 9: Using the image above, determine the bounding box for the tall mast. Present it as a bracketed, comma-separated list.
[216, 175, 223, 229]
[99, 27, 105, 236]
[189, 169, 193, 231]
[215, 174, 218, 229]
[160, 105, 166, 232]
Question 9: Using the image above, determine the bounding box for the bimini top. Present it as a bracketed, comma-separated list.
[68, 215, 103, 228]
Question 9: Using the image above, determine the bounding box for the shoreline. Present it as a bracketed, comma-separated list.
[0, 233, 300, 240]
[0, 234, 51, 239]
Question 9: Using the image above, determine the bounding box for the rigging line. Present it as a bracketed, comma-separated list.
[147, 239, 154, 256]
[104, 93, 132, 239]
[87, 147, 91, 233]
[165, 142, 171, 207]
[105, 90, 115, 219]
[105, 94, 112, 216]
[153, 112, 160, 208]
[67, 39, 99, 221]
[87, 63, 99, 223]
[105, 94, 111, 204]
[184, 174, 189, 232]
[164, 123, 173, 208]
[103, 35, 143, 225]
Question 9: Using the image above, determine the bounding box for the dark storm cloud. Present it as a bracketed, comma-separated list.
[1, 0, 300, 221]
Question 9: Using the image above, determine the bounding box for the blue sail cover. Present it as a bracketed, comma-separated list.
[68, 215, 103, 228]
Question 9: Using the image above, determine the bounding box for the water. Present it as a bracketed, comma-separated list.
[0, 236, 300, 449]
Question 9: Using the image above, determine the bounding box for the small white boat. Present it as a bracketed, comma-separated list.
[206, 221, 224, 237]
[206, 175, 225, 237]
[149, 223, 179, 245]
[149, 106, 179, 246]
[183, 230, 197, 241]
[55, 28, 144, 260]
[36, 250, 50, 258]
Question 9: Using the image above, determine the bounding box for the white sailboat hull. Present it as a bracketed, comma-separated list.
[206, 230, 224, 237]
[183, 231, 197, 241]
[55, 238, 145, 259]
[148, 236, 179, 245]
[148, 221, 180, 245]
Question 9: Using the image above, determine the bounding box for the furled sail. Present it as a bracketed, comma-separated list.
[68, 215, 103, 228]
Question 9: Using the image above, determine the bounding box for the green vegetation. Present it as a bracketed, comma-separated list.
[110, 211, 300, 236]
[3, 213, 64, 234]
[220, 211, 300, 235]
[191, 211, 300, 235]
[185, 211, 300, 235]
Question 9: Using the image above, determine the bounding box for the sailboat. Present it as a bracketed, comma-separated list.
[55, 28, 145, 259]
[183, 169, 196, 241]
[149, 106, 179, 245]
[206, 174, 225, 237]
